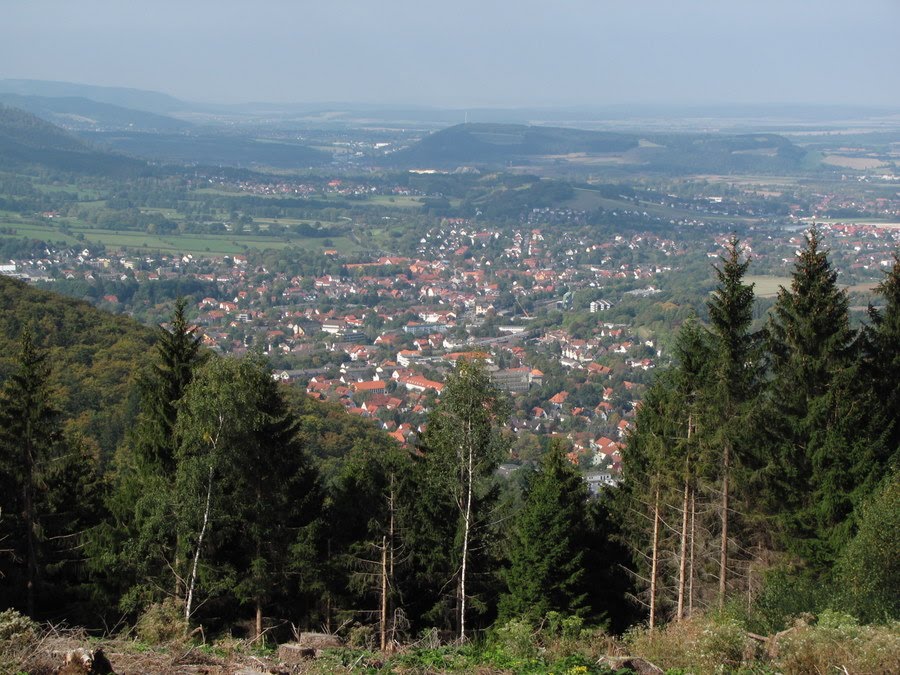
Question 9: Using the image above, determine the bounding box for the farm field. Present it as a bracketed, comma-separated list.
[0, 217, 362, 256]
[567, 187, 759, 223]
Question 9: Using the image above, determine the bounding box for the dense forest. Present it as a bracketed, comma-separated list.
[1, 229, 897, 656]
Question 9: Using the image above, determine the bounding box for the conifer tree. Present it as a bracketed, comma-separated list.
[136, 297, 205, 475]
[669, 319, 711, 619]
[499, 441, 589, 621]
[864, 253, 900, 458]
[705, 237, 760, 607]
[618, 370, 679, 627]
[95, 298, 205, 612]
[766, 228, 883, 567]
[0, 330, 62, 616]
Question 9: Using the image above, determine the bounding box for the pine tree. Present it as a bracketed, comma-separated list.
[422, 358, 509, 641]
[618, 370, 680, 628]
[705, 237, 761, 607]
[766, 228, 881, 568]
[95, 298, 205, 612]
[864, 253, 900, 459]
[0, 330, 62, 617]
[499, 441, 589, 622]
[136, 297, 205, 475]
[669, 319, 711, 619]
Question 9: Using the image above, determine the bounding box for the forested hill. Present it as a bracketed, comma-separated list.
[0, 275, 155, 458]
[0, 92, 192, 132]
[0, 104, 145, 175]
[385, 123, 638, 165]
[385, 122, 808, 173]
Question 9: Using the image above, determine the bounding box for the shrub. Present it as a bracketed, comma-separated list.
[624, 614, 759, 675]
[834, 473, 900, 623]
[134, 598, 187, 645]
[776, 621, 900, 674]
[491, 618, 538, 659]
[0, 609, 39, 672]
[749, 567, 829, 633]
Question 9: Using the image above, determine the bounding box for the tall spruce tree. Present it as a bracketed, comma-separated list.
[136, 297, 205, 475]
[0, 330, 62, 617]
[705, 237, 760, 607]
[499, 441, 589, 622]
[669, 318, 712, 619]
[766, 228, 883, 568]
[618, 368, 680, 627]
[864, 253, 900, 459]
[95, 298, 205, 612]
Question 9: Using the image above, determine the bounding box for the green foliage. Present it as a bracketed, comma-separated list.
[745, 568, 829, 634]
[500, 442, 589, 621]
[835, 472, 900, 623]
[174, 354, 322, 630]
[766, 228, 889, 568]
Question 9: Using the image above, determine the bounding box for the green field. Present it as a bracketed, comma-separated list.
[746, 275, 791, 297]
[567, 187, 759, 223]
[0, 217, 362, 256]
[747, 275, 878, 299]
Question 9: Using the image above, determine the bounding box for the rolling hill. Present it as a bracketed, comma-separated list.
[383, 122, 810, 173]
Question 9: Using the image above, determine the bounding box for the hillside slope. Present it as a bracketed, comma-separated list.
[0, 104, 146, 174]
[385, 122, 809, 173]
[0, 92, 191, 132]
[0, 275, 156, 458]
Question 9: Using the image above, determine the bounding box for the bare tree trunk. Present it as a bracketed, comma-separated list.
[649, 482, 661, 631]
[676, 475, 690, 621]
[459, 439, 474, 643]
[689, 491, 696, 618]
[719, 443, 730, 609]
[387, 473, 395, 649]
[23, 437, 36, 617]
[255, 600, 263, 642]
[185, 464, 214, 625]
[380, 535, 388, 651]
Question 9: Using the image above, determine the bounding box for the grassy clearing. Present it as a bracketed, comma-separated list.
[746, 275, 877, 298]
[746, 274, 791, 297]
[822, 155, 889, 170]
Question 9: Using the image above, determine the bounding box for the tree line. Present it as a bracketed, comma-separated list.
[619, 230, 899, 630]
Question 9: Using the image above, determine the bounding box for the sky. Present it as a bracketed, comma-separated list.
[2, 0, 899, 108]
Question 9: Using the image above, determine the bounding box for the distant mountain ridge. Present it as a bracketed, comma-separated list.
[0, 92, 191, 132]
[0, 79, 188, 115]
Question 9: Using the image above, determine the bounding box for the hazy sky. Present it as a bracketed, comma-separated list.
[2, 0, 898, 107]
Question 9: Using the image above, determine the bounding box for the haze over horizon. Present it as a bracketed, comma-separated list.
[2, 0, 899, 109]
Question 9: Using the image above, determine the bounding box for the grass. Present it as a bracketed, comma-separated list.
[566, 187, 758, 223]
[746, 274, 792, 297]
[0, 217, 362, 256]
[746, 275, 879, 298]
